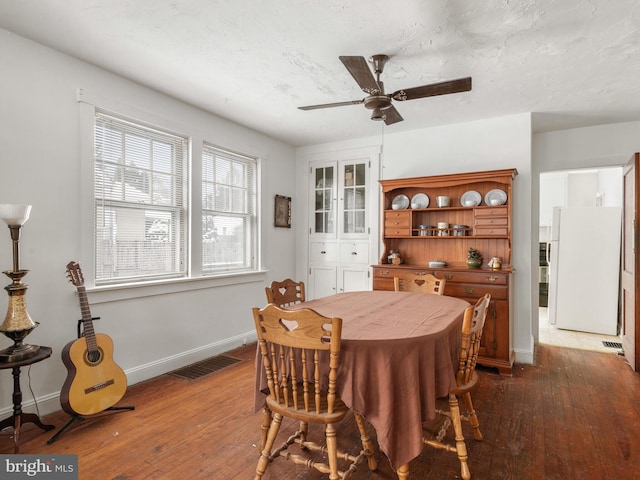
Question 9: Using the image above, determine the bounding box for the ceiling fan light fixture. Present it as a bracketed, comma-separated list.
[371, 107, 386, 121]
[298, 54, 472, 126]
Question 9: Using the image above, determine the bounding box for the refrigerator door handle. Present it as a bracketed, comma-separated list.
[546, 241, 551, 265]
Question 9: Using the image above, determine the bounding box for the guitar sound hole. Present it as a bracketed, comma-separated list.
[85, 348, 103, 365]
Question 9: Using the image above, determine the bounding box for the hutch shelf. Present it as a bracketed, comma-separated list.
[373, 168, 518, 375]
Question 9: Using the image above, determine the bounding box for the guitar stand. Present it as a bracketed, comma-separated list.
[47, 405, 135, 445]
[47, 318, 135, 445]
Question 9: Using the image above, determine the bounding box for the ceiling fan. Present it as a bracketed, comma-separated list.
[298, 54, 472, 125]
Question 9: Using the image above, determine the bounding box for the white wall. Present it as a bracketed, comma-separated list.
[0, 29, 296, 416]
[533, 120, 640, 340]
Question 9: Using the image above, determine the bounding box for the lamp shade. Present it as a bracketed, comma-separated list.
[0, 204, 32, 226]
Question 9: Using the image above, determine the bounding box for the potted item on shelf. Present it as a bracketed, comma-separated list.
[388, 250, 402, 265]
[488, 256, 502, 269]
[467, 247, 483, 268]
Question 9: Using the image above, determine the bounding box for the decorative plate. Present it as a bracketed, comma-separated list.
[460, 190, 482, 207]
[391, 194, 410, 210]
[484, 189, 507, 206]
[410, 193, 429, 209]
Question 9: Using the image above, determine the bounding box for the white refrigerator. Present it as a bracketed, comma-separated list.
[547, 206, 622, 335]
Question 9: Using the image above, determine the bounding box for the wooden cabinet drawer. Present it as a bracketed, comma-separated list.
[372, 276, 394, 291]
[384, 211, 411, 236]
[474, 226, 508, 236]
[373, 266, 400, 279]
[475, 216, 508, 226]
[474, 206, 508, 236]
[385, 211, 411, 225]
[474, 206, 507, 217]
[445, 283, 508, 301]
[437, 271, 508, 285]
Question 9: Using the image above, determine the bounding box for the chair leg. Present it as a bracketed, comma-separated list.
[396, 463, 410, 479]
[299, 421, 309, 447]
[259, 405, 271, 451]
[354, 413, 377, 471]
[463, 391, 483, 441]
[325, 423, 340, 480]
[255, 412, 283, 480]
[449, 393, 471, 480]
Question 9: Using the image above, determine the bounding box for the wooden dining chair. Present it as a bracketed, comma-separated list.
[252, 303, 377, 480]
[393, 272, 446, 295]
[421, 293, 491, 480]
[264, 278, 306, 307]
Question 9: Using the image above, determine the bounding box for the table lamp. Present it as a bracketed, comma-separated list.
[0, 204, 39, 362]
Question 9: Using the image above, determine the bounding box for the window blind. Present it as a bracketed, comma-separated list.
[94, 111, 188, 284]
[202, 144, 257, 273]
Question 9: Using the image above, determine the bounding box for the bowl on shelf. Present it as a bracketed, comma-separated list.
[489, 198, 503, 206]
[428, 260, 447, 268]
[464, 199, 478, 207]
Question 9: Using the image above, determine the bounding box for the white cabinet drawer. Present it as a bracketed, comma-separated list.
[310, 242, 338, 263]
[339, 242, 369, 265]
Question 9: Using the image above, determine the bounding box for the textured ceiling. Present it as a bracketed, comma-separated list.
[1, 0, 639, 146]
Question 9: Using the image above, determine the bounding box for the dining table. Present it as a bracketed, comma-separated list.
[253, 289, 469, 477]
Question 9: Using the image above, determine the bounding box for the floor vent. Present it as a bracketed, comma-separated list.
[168, 355, 242, 380]
[602, 341, 623, 349]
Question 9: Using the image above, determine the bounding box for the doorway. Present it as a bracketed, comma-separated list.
[538, 167, 624, 354]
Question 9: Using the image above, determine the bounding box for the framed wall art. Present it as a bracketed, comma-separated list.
[274, 194, 291, 228]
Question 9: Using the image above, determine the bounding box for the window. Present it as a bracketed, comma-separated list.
[94, 111, 188, 284]
[202, 145, 257, 274]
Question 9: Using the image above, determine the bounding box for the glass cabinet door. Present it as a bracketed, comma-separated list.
[313, 164, 336, 236]
[341, 161, 367, 236]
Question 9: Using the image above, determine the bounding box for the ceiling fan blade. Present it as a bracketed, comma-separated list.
[392, 77, 472, 101]
[383, 105, 403, 125]
[339, 56, 381, 95]
[298, 99, 364, 110]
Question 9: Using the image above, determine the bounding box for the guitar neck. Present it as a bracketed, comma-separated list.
[76, 285, 98, 351]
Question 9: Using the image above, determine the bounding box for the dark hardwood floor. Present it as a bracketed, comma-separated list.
[2, 344, 640, 479]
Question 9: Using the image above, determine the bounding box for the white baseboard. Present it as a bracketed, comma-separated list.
[514, 348, 535, 365]
[0, 330, 257, 419]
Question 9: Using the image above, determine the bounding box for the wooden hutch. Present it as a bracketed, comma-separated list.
[372, 168, 518, 375]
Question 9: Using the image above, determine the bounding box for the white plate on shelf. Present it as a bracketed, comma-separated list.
[485, 189, 507, 206]
[460, 190, 481, 207]
[410, 193, 429, 209]
[391, 194, 410, 210]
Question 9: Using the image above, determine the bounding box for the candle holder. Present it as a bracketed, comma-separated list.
[0, 204, 39, 362]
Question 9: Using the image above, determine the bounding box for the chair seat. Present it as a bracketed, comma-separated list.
[266, 389, 349, 425]
[450, 371, 479, 396]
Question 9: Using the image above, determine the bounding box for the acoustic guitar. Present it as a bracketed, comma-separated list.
[60, 261, 127, 416]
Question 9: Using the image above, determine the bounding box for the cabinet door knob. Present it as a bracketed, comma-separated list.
[487, 275, 498, 283]
[351, 251, 357, 255]
[320, 250, 326, 254]
[444, 274, 454, 280]
[381, 270, 389, 276]
[464, 287, 474, 294]
[416, 271, 427, 276]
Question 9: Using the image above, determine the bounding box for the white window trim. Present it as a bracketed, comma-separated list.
[77, 89, 266, 301]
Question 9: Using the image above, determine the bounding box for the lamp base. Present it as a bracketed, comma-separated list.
[0, 343, 40, 362]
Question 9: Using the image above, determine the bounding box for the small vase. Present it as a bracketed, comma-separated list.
[467, 258, 482, 268]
